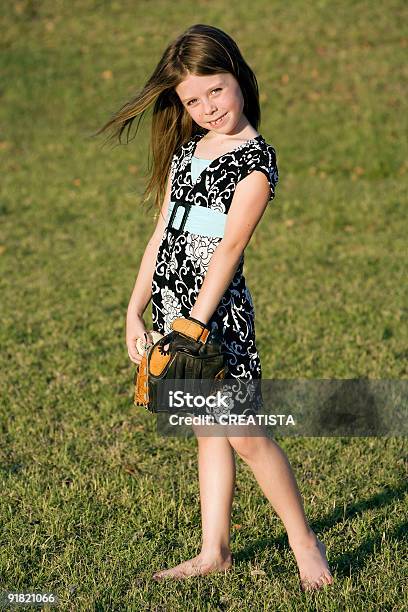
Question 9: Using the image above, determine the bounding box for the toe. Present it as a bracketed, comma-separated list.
[153, 570, 166, 580]
[325, 572, 334, 585]
[300, 577, 323, 592]
[317, 574, 332, 588]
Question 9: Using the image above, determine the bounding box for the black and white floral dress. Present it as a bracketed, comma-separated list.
[150, 131, 278, 415]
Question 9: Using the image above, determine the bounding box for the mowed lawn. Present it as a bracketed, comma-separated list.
[0, 0, 407, 610]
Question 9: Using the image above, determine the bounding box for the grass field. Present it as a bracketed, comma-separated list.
[0, 0, 407, 609]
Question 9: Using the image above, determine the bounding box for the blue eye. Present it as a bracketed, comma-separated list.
[186, 88, 222, 107]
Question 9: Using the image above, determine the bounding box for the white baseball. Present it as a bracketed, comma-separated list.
[136, 331, 163, 355]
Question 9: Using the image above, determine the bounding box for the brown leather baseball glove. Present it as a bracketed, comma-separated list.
[134, 316, 229, 412]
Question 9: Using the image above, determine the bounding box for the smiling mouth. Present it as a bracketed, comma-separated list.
[208, 112, 228, 126]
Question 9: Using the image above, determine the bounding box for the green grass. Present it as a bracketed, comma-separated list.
[0, 0, 407, 609]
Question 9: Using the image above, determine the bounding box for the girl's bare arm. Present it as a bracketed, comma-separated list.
[127, 172, 172, 317]
[126, 173, 171, 364]
[190, 170, 271, 325]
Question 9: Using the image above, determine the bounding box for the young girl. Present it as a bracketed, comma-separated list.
[97, 24, 334, 592]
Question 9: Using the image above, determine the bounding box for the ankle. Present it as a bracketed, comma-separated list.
[200, 545, 231, 561]
[288, 528, 318, 549]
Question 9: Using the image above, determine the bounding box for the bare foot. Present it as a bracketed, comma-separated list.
[152, 552, 233, 581]
[289, 532, 334, 592]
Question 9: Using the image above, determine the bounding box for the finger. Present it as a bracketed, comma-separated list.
[128, 349, 142, 364]
[127, 346, 139, 360]
[128, 356, 140, 365]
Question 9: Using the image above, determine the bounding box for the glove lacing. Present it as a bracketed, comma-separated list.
[157, 331, 177, 356]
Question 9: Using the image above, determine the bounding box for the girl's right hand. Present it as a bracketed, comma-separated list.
[126, 312, 147, 365]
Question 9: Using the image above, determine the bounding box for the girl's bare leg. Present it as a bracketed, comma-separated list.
[153, 426, 234, 580]
[227, 426, 334, 591]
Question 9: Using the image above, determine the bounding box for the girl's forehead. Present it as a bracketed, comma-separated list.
[176, 72, 233, 95]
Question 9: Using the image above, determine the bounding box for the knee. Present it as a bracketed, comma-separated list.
[227, 435, 267, 461]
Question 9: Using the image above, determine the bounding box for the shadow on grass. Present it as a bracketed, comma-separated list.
[233, 480, 408, 578]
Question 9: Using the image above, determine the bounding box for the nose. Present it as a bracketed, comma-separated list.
[202, 97, 217, 116]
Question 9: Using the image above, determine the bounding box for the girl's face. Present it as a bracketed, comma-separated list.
[175, 72, 245, 135]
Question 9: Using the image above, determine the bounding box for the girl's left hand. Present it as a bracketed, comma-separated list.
[126, 312, 147, 365]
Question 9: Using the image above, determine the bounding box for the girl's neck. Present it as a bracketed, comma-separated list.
[195, 121, 259, 159]
[203, 114, 257, 143]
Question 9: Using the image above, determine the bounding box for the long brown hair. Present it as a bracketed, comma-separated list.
[94, 24, 261, 213]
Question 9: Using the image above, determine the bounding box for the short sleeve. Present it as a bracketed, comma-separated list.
[239, 144, 279, 202]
